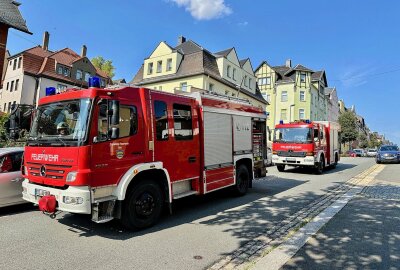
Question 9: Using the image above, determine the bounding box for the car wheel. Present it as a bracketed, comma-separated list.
[121, 180, 164, 230]
[233, 164, 250, 196]
[277, 165, 285, 172]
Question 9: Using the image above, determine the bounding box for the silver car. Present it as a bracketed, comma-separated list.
[0, 147, 25, 207]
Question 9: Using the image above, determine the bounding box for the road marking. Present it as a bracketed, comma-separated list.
[251, 164, 385, 270]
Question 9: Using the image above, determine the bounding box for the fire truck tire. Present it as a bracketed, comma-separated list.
[315, 157, 325, 175]
[277, 165, 285, 172]
[233, 165, 250, 196]
[121, 180, 164, 230]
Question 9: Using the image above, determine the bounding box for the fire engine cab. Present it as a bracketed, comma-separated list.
[272, 120, 340, 174]
[21, 84, 267, 229]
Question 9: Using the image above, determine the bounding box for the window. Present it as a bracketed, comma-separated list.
[64, 68, 70, 77]
[166, 58, 172, 71]
[227, 65, 231, 78]
[3, 103, 6, 112]
[15, 79, 19, 91]
[266, 76, 271, 85]
[244, 75, 248, 86]
[180, 82, 187, 92]
[17, 57, 22, 69]
[281, 91, 288, 102]
[6, 82, 9, 90]
[281, 109, 287, 120]
[57, 66, 63, 74]
[8, 102, 11, 113]
[300, 73, 306, 83]
[159, 86, 162, 90]
[10, 81, 14, 92]
[209, 83, 214, 91]
[258, 78, 264, 85]
[225, 90, 230, 95]
[249, 78, 252, 89]
[266, 94, 271, 103]
[100, 79, 105, 87]
[299, 109, 305, 119]
[300, 91, 305, 101]
[57, 84, 67, 91]
[9, 61, 12, 66]
[258, 77, 270, 86]
[85, 72, 91, 82]
[118, 106, 138, 137]
[147, 62, 153, 75]
[0, 152, 23, 173]
[76, 70, 83, 80]
[157, 61, 162, 73]
[154, 101, 168, 140]
[233, 68, 236, 80]
[173, 104, 193, 140]
[13, 59, 17, 70]
[12, 101, 16, 110]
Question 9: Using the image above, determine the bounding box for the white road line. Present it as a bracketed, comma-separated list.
[251, 165, 385, 270]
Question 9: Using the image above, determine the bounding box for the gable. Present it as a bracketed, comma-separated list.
[149, 42, 174, 58]
[241, 59, 254, 75]
[225, 48, 240, 66]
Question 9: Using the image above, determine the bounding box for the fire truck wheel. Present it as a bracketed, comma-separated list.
[277, 165, 285, 172]
[315, 157, 325, 175]
[234, 165, 250, 196]
[121, 180, 164, 230]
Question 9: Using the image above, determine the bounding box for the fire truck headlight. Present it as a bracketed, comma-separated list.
[63, 196, 83, 205]
[66, 171, 77, 182]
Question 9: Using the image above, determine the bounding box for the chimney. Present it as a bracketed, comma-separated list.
[81, 45, 87, 57]
[177, 36, 186, 45]
[285, 59, 292, 68]
[42, 31, 49, 51]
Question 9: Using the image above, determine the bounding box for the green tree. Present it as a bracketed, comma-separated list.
[91, 56, 115, 78]
[339, 111, 358, 149]
[368, 133, 382, 148]
[358, 133, 368, 148]
[0, 113, 9, 141]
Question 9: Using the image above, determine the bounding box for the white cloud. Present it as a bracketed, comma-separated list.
[237, 21, 249, 26]
[170, 0, 232, 20]
[338, 66, 376, 88]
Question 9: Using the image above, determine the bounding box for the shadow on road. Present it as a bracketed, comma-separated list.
[282, 196, 400, 269]
[282, 163, 356, 175]
[56, 176, 311, 240]
[0, 203, 35, 217]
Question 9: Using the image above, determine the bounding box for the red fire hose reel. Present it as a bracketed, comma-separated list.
[38, 195, 58, 218]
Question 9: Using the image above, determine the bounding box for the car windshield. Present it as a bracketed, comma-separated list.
[28, 98, 92, 146]
[380, 146, 399, 151]
[368, 149, 376, 152]
[274, 127, 312, 143]
[354, 149, 362, 153]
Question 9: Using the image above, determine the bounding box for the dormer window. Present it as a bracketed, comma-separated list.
[85, 72, 91, 82]
[233, 68, 236, 80]
[249, 78, 252, 89]
[227, 65, 231, 78]
[300, 73, 306, 83]
[147, 63, 153, 75]
[244, 75, 248, 87]
[57, 65, 70, 77]
[76, 69, 83, 80]
[157, 61, 162, 73]
[166, 58, 172, 71]
[17, 57, 22, 69]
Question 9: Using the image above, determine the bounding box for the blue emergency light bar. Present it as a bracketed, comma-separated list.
[279, 120, 284, 124]
[305, 119, 310, 124]
[89, 76, 101, 88]
[45, 87, 56, 96]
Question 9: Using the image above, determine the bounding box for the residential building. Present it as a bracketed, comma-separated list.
[0, 32, 111, 112]
[131, 36, 267, 108]
[255, 60, 329, 137]
[0, 0, 31, 87]
[325, 87, 339, 122]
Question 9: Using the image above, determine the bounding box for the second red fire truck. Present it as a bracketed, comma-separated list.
[272, 120, 340, 174]
[21, 85, 267, 230]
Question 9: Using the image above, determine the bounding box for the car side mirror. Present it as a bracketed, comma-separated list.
[110, 127, 119, 139]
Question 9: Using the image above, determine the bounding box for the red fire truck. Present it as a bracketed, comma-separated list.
[272, 120, 340, 174]
[21, 85, 267, 229]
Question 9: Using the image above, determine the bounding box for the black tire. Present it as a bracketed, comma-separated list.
[121, 180, 164, 230]
[315, 156, 325, 175]
[233, 165, 250, 196]
[277, 165, 285, 172]
[332, 154, 339, 169]
[376, 160, 381, 164]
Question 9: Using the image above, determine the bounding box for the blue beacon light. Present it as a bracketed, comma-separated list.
[88, 76, 101, 88]
[45, 87, 56, 96]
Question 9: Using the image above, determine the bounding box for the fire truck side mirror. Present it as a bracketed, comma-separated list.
[109, 100, 120, 126]
[110, 127, 119, 139]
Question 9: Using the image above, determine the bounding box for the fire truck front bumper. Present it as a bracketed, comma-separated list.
[272, 155, 316, 166]
[22, 180, 91, 214]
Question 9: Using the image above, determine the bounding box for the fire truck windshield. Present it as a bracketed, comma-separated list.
[274, 127, 312, 143]
[28, 98, 92, 146]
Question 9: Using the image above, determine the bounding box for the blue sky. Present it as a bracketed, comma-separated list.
[7, 0, 400, 145]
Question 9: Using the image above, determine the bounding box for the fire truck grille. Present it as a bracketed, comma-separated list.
[278, 151, 306, 158]
[26, 162, 72, 180]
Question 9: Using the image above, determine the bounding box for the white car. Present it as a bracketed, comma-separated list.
[366, 148, 377, 157]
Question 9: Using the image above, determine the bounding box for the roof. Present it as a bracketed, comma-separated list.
[17, 46, 111, 86]
[131, 40, 267, 105]
[214, 48, 233, 57]
[324, 87, 335, 95]
[239, 59, 247, 67]
[0, 147, 24, 155]
[0, 0, 31, 34]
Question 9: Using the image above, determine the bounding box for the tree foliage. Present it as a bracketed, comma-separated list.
[358, 133, 368, 149]
[368, 133, 382, 148]
[339, 111, 358, 145]
[91, 56, 115, 78]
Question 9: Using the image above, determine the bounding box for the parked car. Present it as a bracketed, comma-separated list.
[345, 150, 357, 157]
[353, 149, 365, 157]
[0, 147, 25, 207]
[366, 148, 377, 157]
[266, 147, 273, 166]
[376, 145, 400, 164]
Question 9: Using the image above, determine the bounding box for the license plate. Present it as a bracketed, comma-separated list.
[35, 189, 50, 198]
[384, 156, 394, 159]
[286, 158, 296, 162]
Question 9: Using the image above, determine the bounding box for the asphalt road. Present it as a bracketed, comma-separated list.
[0, 157, 375, 270]
[282, 162, 400, 270]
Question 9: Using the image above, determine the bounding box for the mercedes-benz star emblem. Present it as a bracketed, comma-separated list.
[40, 165, 46, 177]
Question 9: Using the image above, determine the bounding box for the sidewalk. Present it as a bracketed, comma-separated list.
[280, 164, 400, 269]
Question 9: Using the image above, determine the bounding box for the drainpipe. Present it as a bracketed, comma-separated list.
[32, 77, 41, 108]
